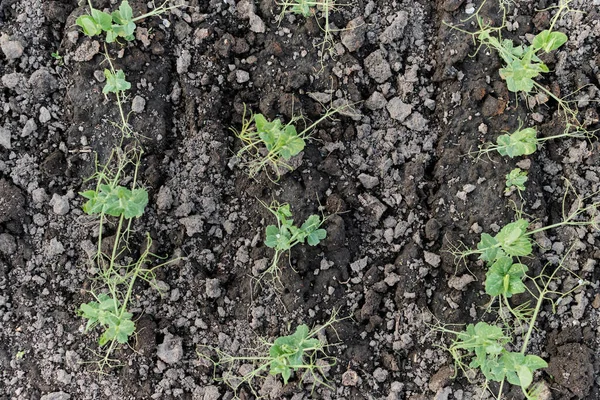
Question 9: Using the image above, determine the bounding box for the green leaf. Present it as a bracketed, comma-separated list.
[115, 319, 135, 343]
[265, 225, 281, 248]
[123, 188, 148, 218]
[532, 30, 568, 53]
[499, 59, 544, 93]
[485, 256, 528, 297]
[495, 219, 532, 257]
[90, 9, 113, 31]
[76, 15, 102, 37]
[112, 0, 134, 24]
[278, 125, 305, 160]
[290, 0, 311, 17]
[477, 233, 501, 263]
[103, 69, 131, 95]
[496, 127, 538, 158]
[307, 229, 326, 246]
[105, 29, 118, 43]
[505, 168, 528, 192]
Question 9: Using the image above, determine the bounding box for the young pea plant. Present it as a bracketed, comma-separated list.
[258, 200, 327, 286]
[76, 0, 180, 44]
[505, 168, 527, 196]
[79, 148, 176, 370]
[450, 0, 591, 132]
[436, 249, 587, 400]
[232, 104, 350, 181]
[474, 123, 590, 161]
[199, 310, 342, 398]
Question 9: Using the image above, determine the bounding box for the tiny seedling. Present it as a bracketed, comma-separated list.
[505, 168, 527, 195]
[51, 51, 64, 65]
[474, 122, 591, 161]
[199, 311, 342, 398]
[76, 0, 180, 43]
[232, 104, 350, 181]
[259, 200, 327, 285]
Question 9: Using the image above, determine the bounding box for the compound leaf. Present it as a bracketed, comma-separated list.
[532, 30, 568, 53]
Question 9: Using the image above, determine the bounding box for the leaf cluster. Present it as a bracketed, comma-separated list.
[76, 1, 136, 43]
[505, 168, 528, 194]
[496, 127, 537, 158]
[79, 294, 135, 346]
[476, 219, 532, 298]
[478, 25, 567, 93]
[81, 184, 148, 219]
[265, 203, 327, 251]
[269, 324, 322, 384]
[234, 110, 307, 180]
[451, 322, 547, 392]
[102, 69, 131, 95]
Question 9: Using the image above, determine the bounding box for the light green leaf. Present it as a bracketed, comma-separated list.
[532, 30, 568, 53]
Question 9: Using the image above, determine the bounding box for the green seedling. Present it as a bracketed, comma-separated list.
[449, 0, 590, 133]
[80, 184, 147, 219]
[259, 200, 327, 285]
[199, 311, 342, 398]
[436, 249, 587, 399]
[103, 69, 131, 95]
[76, 0, 180, 43]
[79, 293, 135, 346]
[51, 51, 64, 65]
[79, 148, 177, 370]
[233, 104, 350, 181]
[475, 123, 591, 161]
[505, 168, 527, 195]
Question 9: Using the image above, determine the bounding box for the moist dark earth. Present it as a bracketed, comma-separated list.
[1, 0, 600, 399]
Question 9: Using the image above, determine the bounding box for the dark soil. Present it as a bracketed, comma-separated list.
[1, 0, 599, 399]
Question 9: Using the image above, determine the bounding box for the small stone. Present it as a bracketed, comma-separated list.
[39, 107, 52, 123]
[1, 40, 24, 60]
[72, 40, 100, 62]
[203, 386, 221, 400]
[592, 294, 600, 309]
[131, 96, 146, 113]
[358, 173, 379, 189]
[373, 367, 388, 383]
[47, 238, 65, 257]
[205, 278, 222, 298]
[156, 333, 183, 364]
[1, 72, 24, 89]
[379, 11, 408, 44]
[364, 50, 392, 83]
[340, 17, 366, 52]
[29, 69, 58, 97]
[156, 186, 173, 211]
[236, 70, 250, 83]
[365, 91, 387, 110]
[22, 119, 37, 137]
[448, 274, 475, 291]
[179, 215, 204, 236]
[93, 70, 105, 82]
[341, 370, 359, 386]
[176, 49, 191, 74]
[248, 13, 265, 33]
[403, 111, 428, 131]
[0, 127, 11, 149]
[40, 392, 70, 400]
[386, 97, 412, 122]
[50, 194, 70, 215]
[424, 251, 441, 267]
[0, 233, 17, 255]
